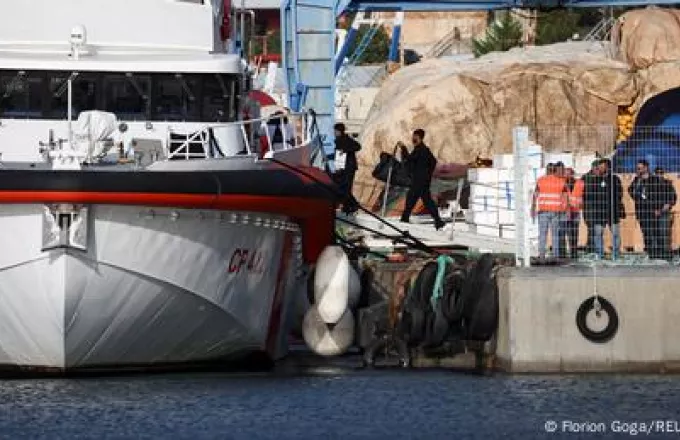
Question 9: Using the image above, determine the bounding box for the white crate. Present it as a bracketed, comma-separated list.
[469, 182, 495, 198]
[543, 152, 574, 168]
[527, 152, 543, 169]
[466, 211, 500, 225]
[493, 154, 514, 169]
[574, 154, 598, 175]
[468, 195, 499, 212]
[498, 209, 515, 225]
[467, 168, 499, 184]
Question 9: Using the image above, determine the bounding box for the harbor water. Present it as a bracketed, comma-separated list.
[1, 368, 679, 439]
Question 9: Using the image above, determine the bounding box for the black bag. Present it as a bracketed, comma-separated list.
[372, 153, 412, 187]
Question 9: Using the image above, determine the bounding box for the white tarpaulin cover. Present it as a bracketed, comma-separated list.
[73, 111, 117, 160]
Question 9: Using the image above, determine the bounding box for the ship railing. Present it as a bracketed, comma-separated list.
[165, 110, 313, 161]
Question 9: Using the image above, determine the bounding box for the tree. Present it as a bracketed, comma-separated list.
[536, 10, 581, 45]
[472, 12, 523, 58]
[346, 25, 391, 65]
[338, 13, 391, 65]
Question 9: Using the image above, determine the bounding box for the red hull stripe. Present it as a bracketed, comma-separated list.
[0, 191, 335, 263]
[266, 231, 294, 357]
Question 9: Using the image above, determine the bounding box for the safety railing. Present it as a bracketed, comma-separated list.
[165, 110, 315, 161]
[499, 124, 680, 266]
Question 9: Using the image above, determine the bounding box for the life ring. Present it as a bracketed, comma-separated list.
[575, 296, 619, 343]
[362, 335, 410, 368]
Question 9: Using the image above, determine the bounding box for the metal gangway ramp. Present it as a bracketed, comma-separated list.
[339, 213, 539, 256]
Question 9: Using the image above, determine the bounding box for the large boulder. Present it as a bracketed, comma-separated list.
[354, 8, 680, 207]
[614, 6, 680, 70]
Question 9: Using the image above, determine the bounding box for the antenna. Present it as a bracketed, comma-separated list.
[69, 25, 87, 60]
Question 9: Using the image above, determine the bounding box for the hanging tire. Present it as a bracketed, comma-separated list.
[362, 335, 410, 368]
[575, 296, 619, 344]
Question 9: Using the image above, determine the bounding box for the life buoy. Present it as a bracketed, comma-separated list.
[575, 296, 619, 343]
[362, 335, 410, 368]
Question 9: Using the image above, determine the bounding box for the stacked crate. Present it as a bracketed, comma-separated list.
[466, 149, 599, 239]
[466, 145, 543, 239]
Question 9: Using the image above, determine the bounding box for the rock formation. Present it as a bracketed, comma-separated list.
[354, 7, 680, 206]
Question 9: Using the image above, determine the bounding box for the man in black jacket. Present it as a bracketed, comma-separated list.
[629, 159, 677, 259]
[334, 123, 361, 214]
[583, 159, 624, 259]
[398, 129, 445, 230]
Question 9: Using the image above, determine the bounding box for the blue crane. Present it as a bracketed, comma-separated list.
[280, 0, 680, 169]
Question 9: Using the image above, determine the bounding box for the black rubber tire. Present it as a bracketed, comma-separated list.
[575, 296, 619, 344]
[362, 335, 410, 368]
[408, 307, 426, 345]
[413, 262, 439, 307]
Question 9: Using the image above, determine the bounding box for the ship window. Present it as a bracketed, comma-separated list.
[201, 74, 238, 122]
[46, 72, 98, 119]
[103, 73, 151, 120]
[0, 71, 44, 118]
[153, 74, 199, 121]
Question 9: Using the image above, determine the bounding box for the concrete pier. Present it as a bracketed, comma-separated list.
[495, 265, 680, 373]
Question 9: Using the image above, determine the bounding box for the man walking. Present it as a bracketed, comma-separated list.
[334, 123, 361, 214]
[629, 160, 677, 259]
[399, 129, 445, 230]
[532, 163, 568, 259]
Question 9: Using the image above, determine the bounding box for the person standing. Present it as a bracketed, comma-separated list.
[532, 164, 568, 259]
[334, 123, 361, 214]
[560, 167, 584, 259]
[581, 160, 601, 254]
[585, 159, 623, 260]
[399, 129, 445, 230]
[629, 160, 677, 259]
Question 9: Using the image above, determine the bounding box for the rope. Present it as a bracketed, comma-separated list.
[591, 262, 602, 314]
[431, 254, 455, 311]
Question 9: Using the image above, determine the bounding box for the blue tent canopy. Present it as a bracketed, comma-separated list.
[613, 87, 680, 173]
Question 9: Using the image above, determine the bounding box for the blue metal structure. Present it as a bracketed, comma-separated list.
[281, 0, 679, 165]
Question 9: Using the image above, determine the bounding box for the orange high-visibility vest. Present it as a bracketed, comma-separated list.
[536, 175, 568, 212]
[568, 179, 584, 212]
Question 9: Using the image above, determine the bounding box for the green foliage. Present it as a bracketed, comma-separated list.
[346, 25, 391, 65]
[251, 29, 281, 56]
[472, 12, 523, 58]
[536, 10, 581, 45]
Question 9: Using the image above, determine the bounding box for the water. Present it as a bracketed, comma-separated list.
[0, 369, 679, 439]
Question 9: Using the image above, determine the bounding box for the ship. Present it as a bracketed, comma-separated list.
[0, 0, 336, 372]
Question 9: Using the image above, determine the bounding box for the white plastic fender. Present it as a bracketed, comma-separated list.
[314, 246, 350, 324]
[302, 305, 355, 357]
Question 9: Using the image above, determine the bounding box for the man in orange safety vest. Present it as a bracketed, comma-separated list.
[560, 167, 584, 259]
[531, 163, 569, 259]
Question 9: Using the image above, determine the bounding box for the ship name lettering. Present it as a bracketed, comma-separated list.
[228, 248, 265, 274]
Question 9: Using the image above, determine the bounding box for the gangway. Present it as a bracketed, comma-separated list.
[339, 213, 539, 255]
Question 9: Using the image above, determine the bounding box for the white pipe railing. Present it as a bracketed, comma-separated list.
[165, 110, 312, 160]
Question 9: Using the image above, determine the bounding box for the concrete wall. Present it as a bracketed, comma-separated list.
[496, 266, 680, 373]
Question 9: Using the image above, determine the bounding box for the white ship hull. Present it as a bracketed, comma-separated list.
[0, 204, 304, 371]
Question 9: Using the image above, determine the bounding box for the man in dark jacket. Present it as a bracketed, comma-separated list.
[583, 159, 624, 259]
[629, 159, 677, 259]
[399, 129, 445, 230]
[334, 123, 361, 214]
